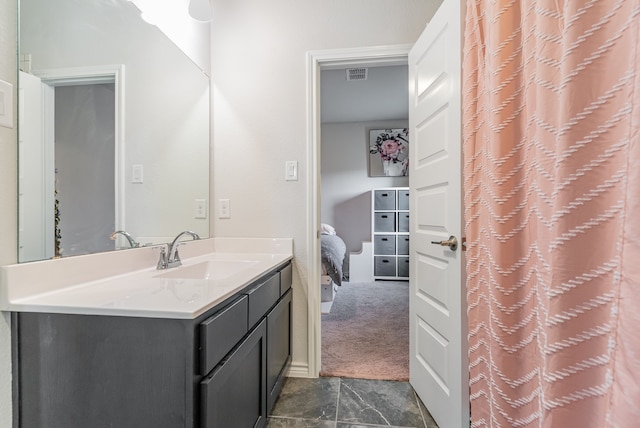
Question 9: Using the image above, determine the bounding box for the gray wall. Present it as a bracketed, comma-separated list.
[56, 84, 115, 256]
[321, 120, 409, 275]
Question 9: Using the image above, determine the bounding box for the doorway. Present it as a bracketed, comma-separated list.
[306, 45, 412, 377]
[18, 65, 125, 261]
[54, 83, 115, 256]
[318, 62, 411, 380]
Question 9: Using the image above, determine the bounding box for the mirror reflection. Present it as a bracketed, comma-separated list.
[18, 0, 210, 262]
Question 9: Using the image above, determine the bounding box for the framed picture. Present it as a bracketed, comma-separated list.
[368, 128, 409, 177]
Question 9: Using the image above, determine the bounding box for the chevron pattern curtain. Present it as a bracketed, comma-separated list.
[463, 1, 640, 426]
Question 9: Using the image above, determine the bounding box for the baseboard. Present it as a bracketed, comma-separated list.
[286, 361, 313, 378]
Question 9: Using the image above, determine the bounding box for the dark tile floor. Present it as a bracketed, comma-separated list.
[267, 377, 438, 428]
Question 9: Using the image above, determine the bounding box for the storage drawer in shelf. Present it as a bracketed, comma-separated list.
[397, 212, 410, 232]
[397, 235, 410, 255]
[245, 272, 280, 328]
[398, 190, 410, 210]
[374, 256, 397, 277]
[374, 190, 396, 210]
[374, 212, 395, 232]
[374, 235, 396, 255]
[398, 257, 410, 277]
[200, 295, 249, 375]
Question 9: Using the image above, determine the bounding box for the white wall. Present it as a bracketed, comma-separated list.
[210, 0, 438, 374]
[321, 120, 409, 275]
[0, 0, 17, 422]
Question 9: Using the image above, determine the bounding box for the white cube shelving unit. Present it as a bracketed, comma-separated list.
[372, 188, 409, 280]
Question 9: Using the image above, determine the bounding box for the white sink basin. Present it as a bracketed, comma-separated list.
[154, 259, 259, 280]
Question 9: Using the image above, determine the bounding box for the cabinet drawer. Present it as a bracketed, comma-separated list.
[279, 263, 292, 296]
[374, 256, 397, 276]
[397, 235, 410, 255]
[374, 212, 395, 232]
[374, 190, 396, 210]
[245, 272, 280, 328]
[374, 235, 396, 255]
[200, 296, 249, 376]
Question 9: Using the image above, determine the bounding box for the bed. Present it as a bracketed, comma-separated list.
[320, 224, 346, 305]
[321, 233, 346, 286]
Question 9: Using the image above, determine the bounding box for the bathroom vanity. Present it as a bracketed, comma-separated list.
[2, 238, 293, 428]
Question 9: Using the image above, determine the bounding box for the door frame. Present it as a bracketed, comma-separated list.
[305, 45, 412, 376]
[35, 64, 126, 243]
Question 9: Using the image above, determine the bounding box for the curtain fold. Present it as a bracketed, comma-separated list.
[463, 1, 640, 426]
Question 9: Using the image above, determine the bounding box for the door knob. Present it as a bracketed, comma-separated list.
[431, 235, 458, 251]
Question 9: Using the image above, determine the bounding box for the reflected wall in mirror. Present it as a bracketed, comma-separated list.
[18, 0, 210, 262]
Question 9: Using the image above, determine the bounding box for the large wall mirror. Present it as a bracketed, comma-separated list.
[18, 0, 210, 262]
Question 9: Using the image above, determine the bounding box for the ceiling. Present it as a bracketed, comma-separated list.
[320, 65, 408, 124]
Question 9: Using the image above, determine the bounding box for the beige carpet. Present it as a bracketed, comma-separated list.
[320, 280, 409, 381]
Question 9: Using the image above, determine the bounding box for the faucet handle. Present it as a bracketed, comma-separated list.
[157, 246, 168, 270]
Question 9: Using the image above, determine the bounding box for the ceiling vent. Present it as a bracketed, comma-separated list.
[346, 67, 368, 81]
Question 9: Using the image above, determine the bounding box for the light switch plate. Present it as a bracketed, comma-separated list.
[285, 161, 298, 181]
[0, 79, 14, 129]
[132, 164, 144, 183]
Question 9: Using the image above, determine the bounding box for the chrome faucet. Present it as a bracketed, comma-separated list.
[110, 230, 140, 248]
[160, 231, 200, 269]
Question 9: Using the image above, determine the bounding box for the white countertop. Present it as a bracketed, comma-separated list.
[0, 238, 293, 319]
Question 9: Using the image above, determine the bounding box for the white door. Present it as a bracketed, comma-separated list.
[408, 0, 469, 427]
[18, 71, 55, 262]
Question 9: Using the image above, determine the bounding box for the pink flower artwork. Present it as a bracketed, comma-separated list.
[369, 128, 409, 177]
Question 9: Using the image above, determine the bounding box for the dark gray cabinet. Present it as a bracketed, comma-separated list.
[13, 262, 292, 428]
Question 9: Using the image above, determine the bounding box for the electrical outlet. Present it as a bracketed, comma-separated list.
[218, 199, 230, 219]
[195, 199, 207, 219]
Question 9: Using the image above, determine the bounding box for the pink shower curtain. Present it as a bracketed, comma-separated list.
[463, 1, 640, 426]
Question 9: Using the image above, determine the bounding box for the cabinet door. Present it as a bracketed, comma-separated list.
[201, 320, 267, 428]
[267, 289, 292, 412]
